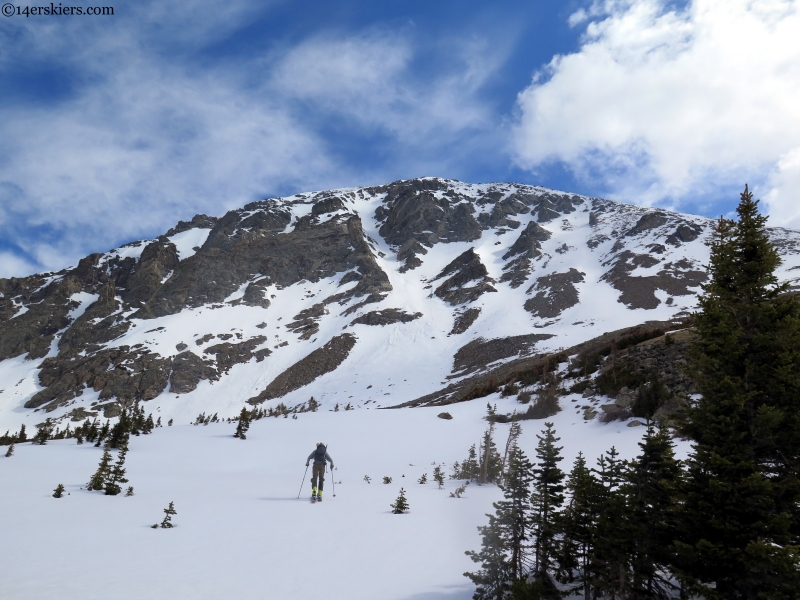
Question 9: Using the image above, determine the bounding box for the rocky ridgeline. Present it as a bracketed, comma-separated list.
[2, 177, 800, 423]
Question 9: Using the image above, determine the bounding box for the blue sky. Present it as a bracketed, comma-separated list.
[1, 0, 799, 277]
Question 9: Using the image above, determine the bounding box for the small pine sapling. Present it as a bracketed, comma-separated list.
[390, 488, 410, 514]
[383, 476, 392, 484]
[450, 482, 468, 498]
[53, 483, 65, 498]
[363, 475, 372, 484]
[155, 501, 177, 528]
[418, 473, 428, 484]
[124, 486, 134, 497]
[76, 433, 84, 445]
[167, 418, 173, 426]
[433, 466, 445, 489]
[5, 443, 13, 457]
[156, 416, 162, 427]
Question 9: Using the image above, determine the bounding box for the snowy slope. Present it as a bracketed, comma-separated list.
[2, 178, 800, 433]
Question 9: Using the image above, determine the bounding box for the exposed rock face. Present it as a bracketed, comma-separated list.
[524, 268, 585, 319]
[432, 248, 496, 306]
[241, 279, 271, 308]
[248, 334, 357, 404]
[166, 214, 219, 236]
[396, 238, 428, 273]
[286, 303, 326, 340]
[450, 308, 481, 335]
[349, 309, 422, 326]
[376, 179, 482, 247]
[501, 221, 553, 288]
[601, 251, 707, 310]
[452, 333, 554, 377]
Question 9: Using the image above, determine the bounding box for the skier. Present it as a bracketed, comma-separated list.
[306, 442, 334, 501]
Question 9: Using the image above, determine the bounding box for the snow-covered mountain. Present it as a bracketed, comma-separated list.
[3, 177, 800, 432]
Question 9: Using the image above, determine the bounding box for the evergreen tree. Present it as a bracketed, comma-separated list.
[159, 501, 177, 528]
[108, 410, 131, 448]
[18, 423, 26, 443]
[418, 473, 428, 484]
[530, 423, 565, 596]
[104, 444, 129, 496]
[462, 445, 480, 481]
[590, 447, 631, 599]
[391, 488, 410, 514]
[433, 466, 445, 489]
[88, 445, 113, 491]
[76, 432, 83, 445]
[557, 452, 600, 600]
[33, 419, 53, 445]
[233, 407, 250, 439]
[465, 512, 514, 600]
[5, 443, 13, 457]
[94, 420, 110, 447]
[167, 418, 173, 426]
[479, 424, 503, 484]
[125, 486, 134, 496]
[625, 424, 682, 598]
[677, 187, 800, 598]
[501, 419, 523, 486]
[53, 483, 65, 498]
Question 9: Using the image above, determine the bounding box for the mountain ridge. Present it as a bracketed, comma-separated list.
[2, 177, 800, 431]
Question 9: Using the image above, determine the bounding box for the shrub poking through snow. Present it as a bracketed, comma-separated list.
[363, 475, 371, 484]
[391, 488, 409, 514]
[450, 483, 468, 498]
[383, 476, 392, 484]
[5, 443, 14, 457]
[418, 473, 428, 484]
[125, 486, 134, 497]
[167, 418, 173, 426]
[53, 483, 65, 498]
[433, 466, 445, 489]
[153, 501, 177, 528]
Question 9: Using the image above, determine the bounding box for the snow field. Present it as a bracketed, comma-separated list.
[0, 393, 676, 600]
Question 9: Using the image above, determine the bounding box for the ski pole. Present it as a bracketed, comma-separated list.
[297, 464, 309, 499]
[327, 445, 336, 498]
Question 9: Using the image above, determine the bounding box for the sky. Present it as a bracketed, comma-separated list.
[1, 0, 799, 278]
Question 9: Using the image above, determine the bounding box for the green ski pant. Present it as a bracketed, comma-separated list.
[312, 463, 326, 492]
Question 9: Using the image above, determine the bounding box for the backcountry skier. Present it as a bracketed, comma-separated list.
[306, 442, 334, 501]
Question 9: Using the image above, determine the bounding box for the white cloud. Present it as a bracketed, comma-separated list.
[0, 252, 40, 280]
[0, 5, 504, 278]
[512, 0, 800, 222]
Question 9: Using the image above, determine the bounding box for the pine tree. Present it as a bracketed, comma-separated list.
[479, 424, 503, 485]
[391, 488, 409, 514]
[501, 418, 522, 486]
[558, 452, 600, 600]
[167, 418, 173, 426]
[233, 407, 250, 439]
[88, 445, 113, 491]
[5, 443, 13, 457]
[418, 473, 428, 484]
[590, 447, 631, 599]
[159, 501, 177, 528]
[677, 187, 800, 599]
[104, 444, 129, 496]
[383, 476, 392, 484]
[625, 424, 682, 598]
[53, 483, 65, 498]
[530, 423, 565, 596]
[33, 419, 53, 445]
[462, 444, 480, 481]
[108, 410, 131, 448]
[76, 432, 83, 445]
[17, 423, 27, 443]
[433, 466, 445, 489]
[124, 486, 134, 496]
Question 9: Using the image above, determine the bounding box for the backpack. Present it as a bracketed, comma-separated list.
[315, 445, 327, 462]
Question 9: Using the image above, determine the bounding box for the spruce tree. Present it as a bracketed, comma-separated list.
[391, 488, 409, 514]
[233, 407, 250, 439]
[558, 452, 600, 600]
[418, 473, 428, 484]
[433, 466, 445, 489]
[88, 445, 113, 491]
[17, 423, 26, 442]
[53, 483, 65, 498]
[125, 486, 134, 496]
[465, 512, 514, 599]
[479, 425, 503, 484]
[104, 444, 129, 496]
[530, 423, 565, 596]
[677, 186, 800, 598]
[159, 501, 177, 528]
[590, 447, 631, 599]
[625, 424, 682, 598]
[33, 419, 53, 445]
[5, 443, 13, 457]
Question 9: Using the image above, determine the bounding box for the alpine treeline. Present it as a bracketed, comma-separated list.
[465, 187, 800, 599]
